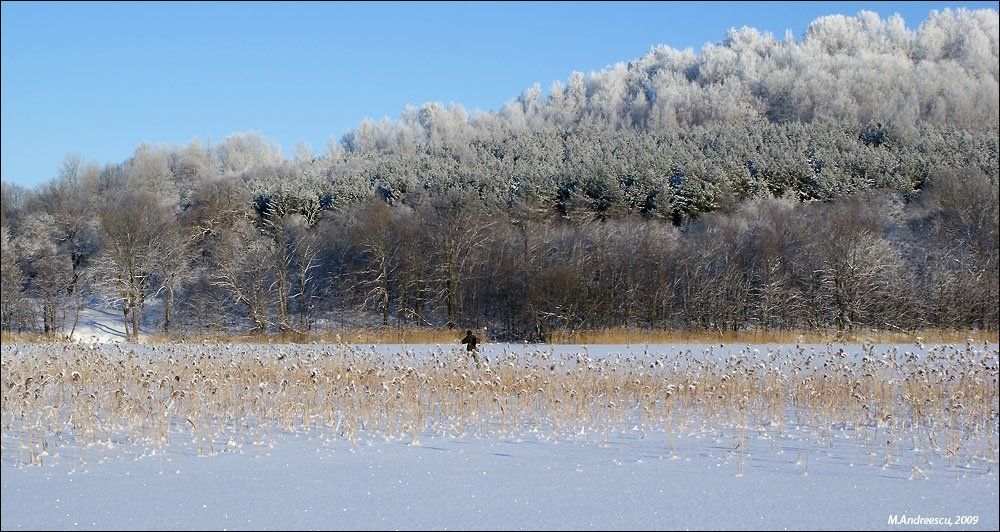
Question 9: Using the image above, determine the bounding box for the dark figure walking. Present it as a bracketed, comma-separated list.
[461, 329, 480, 366]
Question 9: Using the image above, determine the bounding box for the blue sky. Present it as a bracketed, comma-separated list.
[2, 1, 997, 188]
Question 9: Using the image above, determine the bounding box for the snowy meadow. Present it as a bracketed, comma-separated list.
[1, 342, 997, 530]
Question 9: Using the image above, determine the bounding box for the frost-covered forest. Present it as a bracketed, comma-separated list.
[1, 9, 998, 339]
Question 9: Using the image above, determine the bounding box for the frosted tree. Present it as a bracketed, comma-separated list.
[13, 213, 75, 335]
[346, 198, 408, 327]
[0, 223, 29, 331]
[293, 139, 314, 163]
[97, 191, 170, 340]
[215, 131, 284, 176]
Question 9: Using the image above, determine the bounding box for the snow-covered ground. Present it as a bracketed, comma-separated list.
[2, 426, 996, 530]
[69, 306, 128, 343]
[2, 342, 997, 530]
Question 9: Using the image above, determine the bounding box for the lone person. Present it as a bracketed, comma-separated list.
[460, 329, 480, 366]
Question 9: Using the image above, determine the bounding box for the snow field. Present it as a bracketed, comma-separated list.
[2, 342, 997, 530]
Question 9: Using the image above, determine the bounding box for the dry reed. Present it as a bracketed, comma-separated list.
[2, 341, 997, 478]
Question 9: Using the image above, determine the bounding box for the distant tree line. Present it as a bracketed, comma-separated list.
[2, 157, 995, 339]
[1, 9, 997, 339]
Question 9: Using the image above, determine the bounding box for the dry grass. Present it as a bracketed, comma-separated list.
[2, 341, 997, 477]
[10, 327, 996, 346]
[301, 327, 478, 344]
[548, 328, 999, 345]
[0, 332, 63, 344]
[128, 327, 476, 345]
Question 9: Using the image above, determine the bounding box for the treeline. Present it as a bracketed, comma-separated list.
[8, 119, 995, 225]
[344, 9, 999, 140]
[1, 166, 997, 339]
[334, 121, 998, 222]
[1, 9, 998, 339]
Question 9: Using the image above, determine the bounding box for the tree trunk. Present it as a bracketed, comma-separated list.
[164, 287, 173, 333]
[131, 297, 140, 341]
[446, 274, 457, 329]
[123, 305, 131, 340]
[382, 289, 389, 327]
[446, 246, 459, 329]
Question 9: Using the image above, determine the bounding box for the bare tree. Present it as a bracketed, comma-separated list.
[347, 198, 407, 327]
[418, 191, 496, 329]
[1, 223, 30, 332]
[98, 191, 170, 340]
[287, 214, 322, 331]
[153, 222, 198, 334]
[13, 213, 75, 336]
[209, 219, 273, 334]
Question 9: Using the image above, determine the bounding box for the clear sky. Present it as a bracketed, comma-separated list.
[2, 1, 997, 188]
